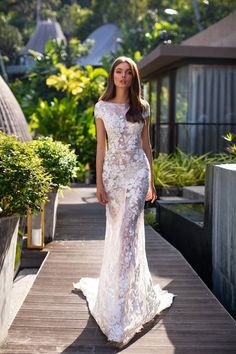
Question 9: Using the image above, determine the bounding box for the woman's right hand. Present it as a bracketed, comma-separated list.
[96, 184, 108, 205]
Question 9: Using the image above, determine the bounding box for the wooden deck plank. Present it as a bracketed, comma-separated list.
[1, 186, 236, 354]
[1, 347, 236, 354]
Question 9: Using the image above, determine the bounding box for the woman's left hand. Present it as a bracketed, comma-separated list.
[145, 184, 157, 203]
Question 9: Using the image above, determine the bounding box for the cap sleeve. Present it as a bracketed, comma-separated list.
[143, 100, 150, 119]
[94, 101, 103, 120]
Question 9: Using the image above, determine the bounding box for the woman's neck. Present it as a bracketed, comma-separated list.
[112, 88, 129, 103]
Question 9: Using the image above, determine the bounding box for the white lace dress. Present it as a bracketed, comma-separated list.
[73, 100, 176, 345]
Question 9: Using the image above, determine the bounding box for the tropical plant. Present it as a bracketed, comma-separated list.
[31, 63, 107, 170]
[223, 132, 236, 156]
[11, 38, 93, 119]
[59, 2, 93, 41]
[144, 210, 159, 229]
[0, 132, 51, 217]
[11, 44, 107, 176]
[76, 161, 87, 183]
[95, 0, 236, 61]
[28, 137, 78, 190]
[153, 148, 236, 188]
[0, 14, 23, 62]
[0, 0, 65, 47]
[2, 0, 236, 64]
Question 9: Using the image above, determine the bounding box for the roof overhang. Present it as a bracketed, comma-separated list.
[137, 43, 236, 79]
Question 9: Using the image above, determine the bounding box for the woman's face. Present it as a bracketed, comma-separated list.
[113, 62, 133, 89]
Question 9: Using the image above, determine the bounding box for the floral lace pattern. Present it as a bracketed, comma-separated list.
[73, 100, 175, 345]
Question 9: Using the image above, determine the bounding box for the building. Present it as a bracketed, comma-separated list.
[77, 23, 122, 67]
[138, 11, 236, 155]
[6, 20, 66, 78]
[0, 76, 31, 141]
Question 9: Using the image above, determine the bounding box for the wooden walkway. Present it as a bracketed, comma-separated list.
[1, 186, 236, 354]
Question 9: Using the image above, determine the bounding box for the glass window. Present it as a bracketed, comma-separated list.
[175, 64, 236, 124]
[147, 80, 157, 152]
[159, 125, 169, 153]
[143, 81, 150, 102]
[175, 64, 236, 154]
[150, 80, 157, 125]
[160, 76, 169, 123]
[175, 67, 188, 123]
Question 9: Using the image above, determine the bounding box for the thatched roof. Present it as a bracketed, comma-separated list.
[21, 19, 66, 55]
[0, 76, 32, 141]
[77, 23, 122, 66]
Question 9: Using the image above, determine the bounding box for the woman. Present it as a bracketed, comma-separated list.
[73, 56, 175, 348]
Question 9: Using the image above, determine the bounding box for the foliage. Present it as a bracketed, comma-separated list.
[45, 63, 107, 94]
[10, 40, 67, 119]
[147, 1, 236, 42]
[0, 14, 23, 62]
[223, 133, 236, 156]
[10, 40, 107, 175]
[0, 0, 66, 64]
[11, 38, 93, 118]
[5, 1, 236, 183]
[91, 0, 236, 61]
[59, 3, 93, 40]
[76, 161, 87, 183]
[29, 63, 107, 169]
[15, 228, 24, 271]
[144, 210, 159, 229]
[28, 137, 78, 189]
[27, 36, 93, 68]
[153, 148, 236, 188]
[118, 9, 178, 59]
[199, 0, 236, 30]
[0, 132, 51, 217]
[2, 0, 236, 65]
[91, 0, 149, 23]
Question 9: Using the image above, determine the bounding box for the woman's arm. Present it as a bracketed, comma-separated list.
[141, 118, 157, 203]
[95, 118, 108, 205]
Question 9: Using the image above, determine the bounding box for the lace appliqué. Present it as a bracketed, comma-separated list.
[73, 100, 176, 345]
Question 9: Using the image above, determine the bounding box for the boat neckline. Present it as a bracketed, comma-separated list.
[101, 100, 129, 105]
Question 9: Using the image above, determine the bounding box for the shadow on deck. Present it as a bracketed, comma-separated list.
[1, 186, 236, 354]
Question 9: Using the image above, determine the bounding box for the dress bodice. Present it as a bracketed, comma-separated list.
[94, 100, 150, 152]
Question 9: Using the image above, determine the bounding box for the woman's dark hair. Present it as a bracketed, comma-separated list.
[99, 56, 147, 124]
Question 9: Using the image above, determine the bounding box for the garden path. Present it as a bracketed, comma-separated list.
[1, 186, 236, 353]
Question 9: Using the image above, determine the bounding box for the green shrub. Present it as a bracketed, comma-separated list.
[14, 228, 24, 271]
[12, 61, 108, 172]
[224, 133, 236, 156]
[76, 161, 86, 183]
[28, 137, 78, 189]
[153, 148, 236, 188]
[144, 210, 159, 229]
[0, 132, 51, 217]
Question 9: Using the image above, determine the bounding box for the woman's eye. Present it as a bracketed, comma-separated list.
[115, 70, 132, 75]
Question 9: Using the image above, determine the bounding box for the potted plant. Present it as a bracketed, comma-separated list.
[28, 137, 78, 242]
[0, 131, 51, 344]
